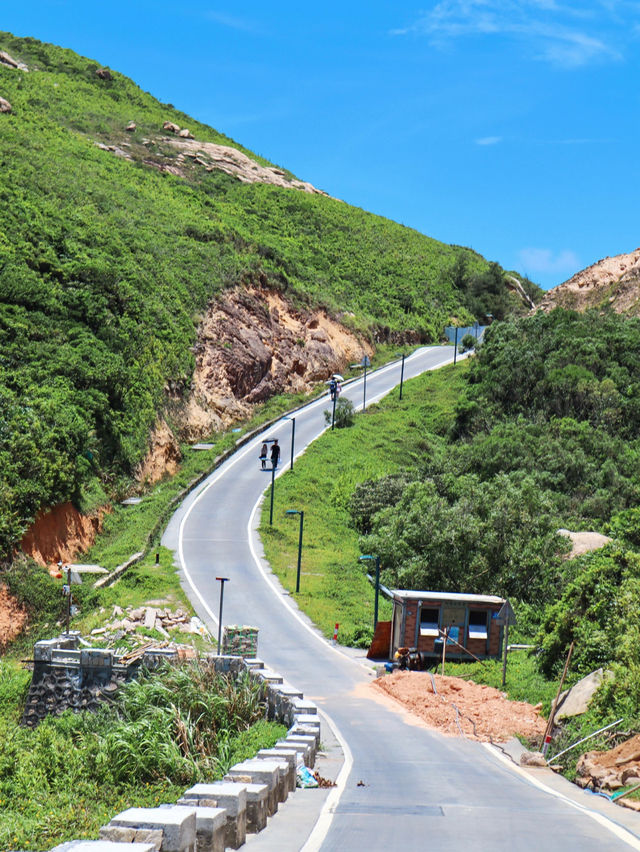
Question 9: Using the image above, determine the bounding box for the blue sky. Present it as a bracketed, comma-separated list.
[5, 2, 640, 288]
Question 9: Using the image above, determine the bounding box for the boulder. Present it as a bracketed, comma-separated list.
[0, 97, 12, 114]
[554, 668, 611, 720]
[178, 128, 193, 138]
[163, 121, 180, 133]
[125, 122, 137, 131]
[96, 68, 113, 80]
[520, 750, 547, 767]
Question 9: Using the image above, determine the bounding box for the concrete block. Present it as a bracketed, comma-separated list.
[109, 805, 196, 852]
[51, 648, 81, 664]
[291, 715, 321, 737]
[276, 738, 314, 767]
[255, 750, 296, 792]
[190, 806, 226, 852]
[34, 639, 58, 662]
[276, 732, 318, 767]
[51, 842, 157, 852]
[255, 668, 283, 684]
[274, 682, 304, 699]
[180, 782, 246, 849]
[225, 761, 280, 816]
[80, 649, 113, 668]
[184, 781, 268, 835]
[289, 722, 321, 746]
[292, 697, 317, 715]
[243, 658, 264, 669]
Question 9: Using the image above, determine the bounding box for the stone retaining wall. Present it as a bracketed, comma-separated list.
[43, 646, 324, 852]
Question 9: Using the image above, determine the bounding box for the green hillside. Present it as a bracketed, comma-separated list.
[0, 32, 535, 558]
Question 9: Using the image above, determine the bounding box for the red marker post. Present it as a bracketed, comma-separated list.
[332, 623, 339, 645]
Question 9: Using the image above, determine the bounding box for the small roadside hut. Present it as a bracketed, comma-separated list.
[385, 590, 508, 662]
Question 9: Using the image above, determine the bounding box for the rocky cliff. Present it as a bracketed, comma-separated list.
[537, 248, 640, 315]
[175, 287, 373, 441]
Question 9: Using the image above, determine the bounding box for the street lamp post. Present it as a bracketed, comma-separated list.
[286, 509, 305, 593]
[453, 327, 459, 366]
[359, 554, 381, 629]
[395, 352, 406, 400]
[216, 576, 229, 655]
[350, 356, 371, 412]
[269, 462, 276, 525]
[288, 417, 296, 469]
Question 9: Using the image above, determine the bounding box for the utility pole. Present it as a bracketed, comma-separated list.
[287, 510, 305, 593]
[269, 463, 276, 525]
[216, 577, 229, 655]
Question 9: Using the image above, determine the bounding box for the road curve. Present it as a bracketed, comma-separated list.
[163, 346, 640, 852]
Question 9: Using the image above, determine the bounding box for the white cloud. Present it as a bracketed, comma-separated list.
[393, 1, 626, 68]
[203, 10, 260, 33]
[518, 247, 580, 275]
[476, 135, 502, 145]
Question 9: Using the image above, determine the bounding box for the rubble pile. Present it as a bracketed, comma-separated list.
[91, 605, 209, 643]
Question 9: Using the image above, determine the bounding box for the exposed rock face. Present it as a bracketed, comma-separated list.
[135, 419, 182, 486]
[21, 502, 107, 565]
[163, 135, 327, 195]
[537, 248, 640, 315]
[0, 50, 28, 71]
[0, 97, 12, 114]
[176, 287, 372, 441]
[557, 529, 612, 559]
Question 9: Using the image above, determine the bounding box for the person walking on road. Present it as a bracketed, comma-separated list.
[259, 442, 268, 469]
[270, 439, 281, 469]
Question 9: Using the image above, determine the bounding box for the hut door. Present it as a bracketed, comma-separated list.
[442, 605, 466, 647]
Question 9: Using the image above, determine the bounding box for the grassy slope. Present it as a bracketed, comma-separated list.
[0, 31, 495, 558]
[260, 362, 468, 647]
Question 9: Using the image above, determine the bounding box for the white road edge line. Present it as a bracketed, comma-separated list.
[300, 708, 354, 852]
[483, 743, 640, 850]
[174, 347, 456, 848]
[176, 346, 434, 626]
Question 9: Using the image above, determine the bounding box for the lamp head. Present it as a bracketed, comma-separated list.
[286, 509, 300, 515]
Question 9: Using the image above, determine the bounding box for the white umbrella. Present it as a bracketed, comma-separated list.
[332, 374, 344, 382]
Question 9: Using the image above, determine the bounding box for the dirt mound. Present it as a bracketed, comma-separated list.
[577, 733, 640, 791]
[135, 418, 182, 486]
[0, 585, 27, 648]
[372, 671, 546, 742]
[537, 248, 640, 315]
[21, 502, 107, 566]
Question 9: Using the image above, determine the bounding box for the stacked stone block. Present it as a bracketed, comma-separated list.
[221, 625, 259, 657]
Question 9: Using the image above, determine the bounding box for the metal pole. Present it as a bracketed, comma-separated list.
[501, 622, 509, 687]
[542, 640, 574, 757]
[290, 418, 295, 470]
[454, 328, 458, 365]
[374, 555, 380, 628]
[66, 565, 71, 634]
[296, 511, 304, 593]
[269, 463, 275, 525]
[441, 627, 448, 676]
[363, 363, 367, 412]
[548, 718, 624, 765]
[216, 577, 229, 655]
[399, 354, 405, 400]
[331, 394, 336, 430]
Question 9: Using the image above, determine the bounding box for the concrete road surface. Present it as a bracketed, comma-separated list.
[164, 346, 640, 851]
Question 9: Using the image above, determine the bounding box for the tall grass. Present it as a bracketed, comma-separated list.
[0, 659, 284, 850]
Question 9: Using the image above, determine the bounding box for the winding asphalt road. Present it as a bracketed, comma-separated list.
[163, 346, 640, 851]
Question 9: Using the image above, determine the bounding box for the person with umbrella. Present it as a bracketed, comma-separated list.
[270, 438, 281, 469]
